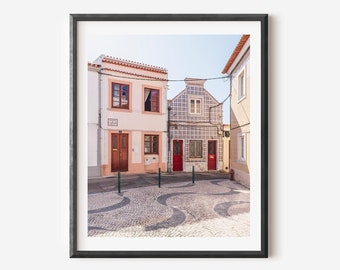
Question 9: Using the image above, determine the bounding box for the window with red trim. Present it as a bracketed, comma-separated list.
[144, 88, 160, 112]
[112, 83, 129, 109]
[144, 135, 159, 154]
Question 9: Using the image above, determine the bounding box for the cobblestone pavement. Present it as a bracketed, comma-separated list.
[88, 173, 250, 237]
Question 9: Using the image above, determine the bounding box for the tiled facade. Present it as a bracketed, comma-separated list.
[169, 78, 223, 172]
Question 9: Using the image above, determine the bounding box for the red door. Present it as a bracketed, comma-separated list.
[111, 133, 128, 172]
[173, 140, 183, 171]
[208, 141, 217, 170]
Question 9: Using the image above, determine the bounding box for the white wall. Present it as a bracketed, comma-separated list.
[88, 70, 99, 167]
[87, 70, 98, 124]
[132, 131, 142, 164]
[1, 1, 340, 270]
[87, 124, 97, 166]
[100, 74, 168, 132]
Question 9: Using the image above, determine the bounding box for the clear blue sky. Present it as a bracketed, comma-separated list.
[87, 34, 241, 123]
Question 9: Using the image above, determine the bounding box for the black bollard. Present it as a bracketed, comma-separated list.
[192, 166, 195, 184]
[118, 171, 121, 193]
[158, 168, 161, 188]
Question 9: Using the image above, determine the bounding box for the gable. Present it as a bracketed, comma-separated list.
[169, 86, 222, 124]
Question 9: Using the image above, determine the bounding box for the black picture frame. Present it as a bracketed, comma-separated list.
[70, 13, 268, 258]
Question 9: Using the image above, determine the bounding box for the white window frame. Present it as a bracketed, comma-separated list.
[237, 69, 246, 102]
[189, 140, 203, 158]
[188, 95, 203, 115]
[237, 133, 247, 163]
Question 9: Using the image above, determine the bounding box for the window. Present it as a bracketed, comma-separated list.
[144, 135, 159, 154]
[238, 71, 246, 101]
[144, 88, 160, 112]
[112, 136, 117, 149]
[173, 141, 181, 155]
[190, 99, 201, 114]
[238, 133, 246, 162]
[189, 140, 202, 158]
[112, 83, 129, 109]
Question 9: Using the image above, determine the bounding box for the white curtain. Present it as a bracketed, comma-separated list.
[144, 88, 151, 102]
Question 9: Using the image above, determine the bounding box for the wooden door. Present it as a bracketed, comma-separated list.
[111, 133, 128, 172]
[173, 140, 183, 171]
[208, 140, 217, 170]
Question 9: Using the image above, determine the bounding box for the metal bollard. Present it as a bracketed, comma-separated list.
[158, 168, 161, 188]
[118, 171, 121, 193]
[192, 166, 195, 184]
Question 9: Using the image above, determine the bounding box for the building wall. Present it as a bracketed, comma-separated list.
[88, 56, 168, 176]
[170, 125, 223, 172]
[100, 130, 166, 175]
[169, 80, 223, 172]
[87, 68, 100, 177]
[230, 50, 250, 187]
[170, 83, 222, 124]
[100, 77, 167, 132]
[230, 54, 250, 130]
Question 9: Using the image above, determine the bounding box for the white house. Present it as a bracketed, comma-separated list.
[222, 35, 250, 187]
[88, 55, 168, 177]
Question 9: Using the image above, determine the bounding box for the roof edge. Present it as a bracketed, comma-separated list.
[222, 35, 250, 74]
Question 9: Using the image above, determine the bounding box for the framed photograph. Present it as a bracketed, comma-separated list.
[70, 13, 268, 258]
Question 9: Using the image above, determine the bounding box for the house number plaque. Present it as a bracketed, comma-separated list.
[108, 118, 118, 126]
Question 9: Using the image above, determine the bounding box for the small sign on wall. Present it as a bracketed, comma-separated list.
[108, 118, 118, 126]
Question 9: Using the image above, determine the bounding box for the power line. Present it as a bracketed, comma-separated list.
[230, 122, 250, 130]
[98, 71, 229, 82]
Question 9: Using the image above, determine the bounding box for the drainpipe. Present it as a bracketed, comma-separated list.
[97, 67, 103, 176]
[208, 85, 230, 133]
[206, 76, 231, 171]
[167, 105, 172, 173]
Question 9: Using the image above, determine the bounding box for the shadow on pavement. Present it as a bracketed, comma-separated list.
[88, 171, 230, 194]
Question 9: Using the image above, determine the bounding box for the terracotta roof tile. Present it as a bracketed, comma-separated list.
[88, 62, 101, 68]
[222, 35, 250, 74]
[101, 55, 167, 74]
[101, 67, 167, 81]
